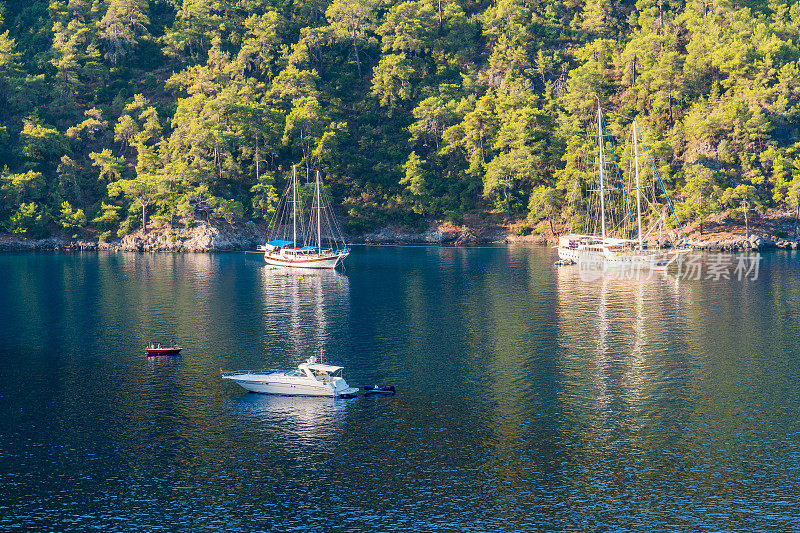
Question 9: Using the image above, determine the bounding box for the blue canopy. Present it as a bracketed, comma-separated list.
[266, 239, 294, 247]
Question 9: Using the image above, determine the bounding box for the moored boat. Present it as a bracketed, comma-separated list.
[557, 103, 691, 269]
[263, 240, 347, 269]
[262, 166, 349, 269]
[146, 340, 182, 356]
[221, 355, 359, 398]
[363, 385, 395, 395]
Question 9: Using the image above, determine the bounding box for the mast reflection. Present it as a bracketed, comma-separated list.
[258, 266, 350, 362]
[554, 265, 692, 457]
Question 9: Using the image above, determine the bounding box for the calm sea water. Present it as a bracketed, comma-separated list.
[1, 247, 799, 531]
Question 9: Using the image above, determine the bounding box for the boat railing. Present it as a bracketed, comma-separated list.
[220, 368, 279, 377]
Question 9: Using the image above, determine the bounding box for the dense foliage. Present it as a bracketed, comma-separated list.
[1, 0, 800, 239]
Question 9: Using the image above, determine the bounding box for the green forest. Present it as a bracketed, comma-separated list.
[1, 0, 799, 240]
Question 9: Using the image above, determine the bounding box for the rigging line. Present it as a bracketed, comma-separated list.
[279, 171, 297, 243]
[267, 179, 292, 235]
[597, 102, 686, 240]
[305, 184, 320, 248]
[330, 196, 347, 249]
[265, 196, 281, 238]
[601, 113, 637, 236]
[610, 216, 627, 234]
[319, 186, 334, 246]
[636, 129, 688, 240]
[271, 183, 290, 242]
[321, 196, 334, 247]
[323, 185, 348, 249]
[320, 184, 338, 245]
[316, 179, 345, 250]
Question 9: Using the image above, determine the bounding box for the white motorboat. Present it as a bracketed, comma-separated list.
[261, 166, 349, 269]
[222, 355, 359, 398]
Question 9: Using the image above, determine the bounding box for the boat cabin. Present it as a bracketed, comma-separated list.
[264, 239, 339, 258]
[297, 357, 343, 383]
[558, 234, 639, 252]
[264, 239, 294, 253]
[148, 340, 180, 350]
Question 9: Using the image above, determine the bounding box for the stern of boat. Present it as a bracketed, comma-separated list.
[331, 376, 358, 397]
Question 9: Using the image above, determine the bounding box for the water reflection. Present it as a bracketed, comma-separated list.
[145, 354, 183, 370]
[224, 392, 351, 445]
[553, 265, 699, 504]
[4, 250, 800, 531]
[554, 265, 691, 403]
[259, 267, 350, 361]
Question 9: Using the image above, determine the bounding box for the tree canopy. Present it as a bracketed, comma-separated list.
[1, 0, 799, 238]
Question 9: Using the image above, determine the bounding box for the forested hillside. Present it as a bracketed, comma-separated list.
[1, 0, 799, 240]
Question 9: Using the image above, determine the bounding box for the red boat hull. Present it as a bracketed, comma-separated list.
[146, 348, 182, 356]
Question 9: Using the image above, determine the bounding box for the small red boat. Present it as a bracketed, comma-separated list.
[146, 340, 182, 356]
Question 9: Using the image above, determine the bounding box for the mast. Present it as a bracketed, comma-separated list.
[315, 170, 322, 252]
[292, 165, 297, 248]
[634, 120, 642, 248]
[598, 105, 606, 239]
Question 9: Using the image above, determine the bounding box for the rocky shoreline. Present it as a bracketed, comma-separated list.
[682, 233, 799, 251]
[361, 223, 800, 251]
[1, 221, 798, 252]
[0, 223, 267, 252]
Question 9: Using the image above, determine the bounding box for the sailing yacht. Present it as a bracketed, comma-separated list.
[558, 106, 691, 268]
[261, 166, 350, 269]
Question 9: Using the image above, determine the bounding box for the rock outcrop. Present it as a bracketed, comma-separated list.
[118, 223, 264, 252]
[0, 222, 267, 252]
[362, 225, 465, 244]
[678, 233, 799, 251]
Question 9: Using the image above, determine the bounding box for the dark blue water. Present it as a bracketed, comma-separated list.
[1, 247, 800, 531]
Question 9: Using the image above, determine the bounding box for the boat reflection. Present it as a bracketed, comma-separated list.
[554, 261, 693, 434]
[145, 354, 182, 370]
[224, 392, 352, 443]
[539, 262, 696, 507]
[257, 266, 351, 367]
[554, 263, 688, 381]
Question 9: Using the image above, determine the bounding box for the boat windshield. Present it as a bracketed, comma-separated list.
[286, 370, 305, 377]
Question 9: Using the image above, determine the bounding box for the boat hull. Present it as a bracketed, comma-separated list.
[557, 247, 677, 267]
[264, 252, 347, 269]
[231, 379, 335, 396]
[557, 235, 689, 268]
[223, 373, 358, 397]
[146, 348, 181, 356]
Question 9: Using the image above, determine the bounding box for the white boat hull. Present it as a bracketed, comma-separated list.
[264, 252, 347, 269]
[223, 372, 358, 397]
[557, 247, 677, 267]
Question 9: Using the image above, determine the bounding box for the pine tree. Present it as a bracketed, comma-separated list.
[99, 0, 150, 65]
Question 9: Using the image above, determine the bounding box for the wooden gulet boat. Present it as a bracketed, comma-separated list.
[557, 103, 691, 268]
[260, 166, 349, 269]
